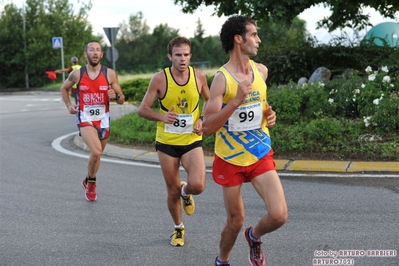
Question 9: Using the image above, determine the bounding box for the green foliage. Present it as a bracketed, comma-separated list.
[173, 0, 399, 32]
[267, 83, 302, 123]
[0, 4, 25, 88]
[254, 17, 317, 86]
[272, 118, 352, 153]
[354, 66, 399, 134]
[372, 93, 399, 133]
[113, 59, 398, 160]
[110, 112, 156, 144]
[0, 0, 95, 89]
[324, 76, 363, 118]
[120, 78, 151, 103]
[270, 65, 399, 130]
[110, 111, 216, 151]
[266, 64, 399, 160]
[118, 11, 150, 41]
[115, 13, 226, 73]
[111, 64, 398, 160]
[260, 45, 399, 86]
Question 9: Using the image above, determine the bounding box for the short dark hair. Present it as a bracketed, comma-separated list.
[85, 40, 101, 52]
[167, 37, 191, 55]
[71, 56, 78, 63]
[220, 15, 257, 54]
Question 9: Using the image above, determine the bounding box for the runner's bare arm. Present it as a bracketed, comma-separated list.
[138, 72, 178, 124]
[107, 69, 125, 104]
[60, 71, 79, 114]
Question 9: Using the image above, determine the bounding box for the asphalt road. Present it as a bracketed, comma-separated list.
[0, 92, 398, 266]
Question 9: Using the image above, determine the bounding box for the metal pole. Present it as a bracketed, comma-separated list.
[22, 4, 29, 89]
[111, 29, 116, 71]
[61, 38, 65, 81]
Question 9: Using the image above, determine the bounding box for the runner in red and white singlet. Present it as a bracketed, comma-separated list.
[60, 40, 125, 202]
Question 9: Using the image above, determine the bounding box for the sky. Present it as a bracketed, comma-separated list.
[10, 0, 399, 43]
[74, 0, 397, 44]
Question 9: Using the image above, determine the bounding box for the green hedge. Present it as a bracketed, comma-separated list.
[113, 45, 399, 161]
[259, 45, 399, 86]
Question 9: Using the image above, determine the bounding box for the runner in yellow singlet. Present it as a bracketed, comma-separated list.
[202, 16, 288, 266]
[138, 37, 210, 247]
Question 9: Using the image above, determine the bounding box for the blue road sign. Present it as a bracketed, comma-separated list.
[52, 37, 63, 49]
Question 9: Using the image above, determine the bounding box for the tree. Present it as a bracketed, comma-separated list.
[114, 20, 179, 73]
[0, 4, 25, 89]
[119, 11, 150, 42]
[193, 17, 205, 43]
[173, 0, 399, 32]
[200, 36, 228, 67]
[148, 24, 180, 69]
[115, 12, 152, 72]
[257, 17, 313, 50]
[0, 0, 94, 89]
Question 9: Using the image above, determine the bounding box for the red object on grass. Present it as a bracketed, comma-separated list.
[45, 71, 57, 80]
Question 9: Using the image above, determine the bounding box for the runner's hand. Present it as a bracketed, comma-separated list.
[266, 104, 276, 128]
[192, 118, 203, 136]
[108, 85, 116, 99]
[67, 104, 78, 114]
[236, 80, 252, 104]
[164, 106, 178, 124]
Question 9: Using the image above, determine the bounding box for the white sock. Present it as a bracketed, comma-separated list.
[175, 223, 184, 228]
[181, 184, 188, 197]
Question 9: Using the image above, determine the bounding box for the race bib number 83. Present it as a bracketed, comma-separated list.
[164, 114, 194, 134]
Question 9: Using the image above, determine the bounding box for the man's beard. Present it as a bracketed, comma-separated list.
[88, 57, 100, 67]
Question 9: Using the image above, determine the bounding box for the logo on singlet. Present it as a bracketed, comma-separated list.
[177, 97, 188, 113]
[82, 93, 105, 105]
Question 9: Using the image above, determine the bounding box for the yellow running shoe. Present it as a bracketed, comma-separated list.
[180, 181, 195, 215]
[170, 227, 185, 247]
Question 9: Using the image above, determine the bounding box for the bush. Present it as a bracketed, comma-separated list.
[267, 64, 399, 160]
[110, 112, 156, 145]
[260, 44, 399, 86]
[110, 53, 399, 161]
[120, 78, 154, 106]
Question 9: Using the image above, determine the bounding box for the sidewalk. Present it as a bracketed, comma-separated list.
[73, 134, 399, 174]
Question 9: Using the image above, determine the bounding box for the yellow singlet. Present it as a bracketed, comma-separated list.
[214, 60, 272, 166]
[156, 66, 202, 146]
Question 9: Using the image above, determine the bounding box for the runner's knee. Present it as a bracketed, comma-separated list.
[269, 207, 288, 227]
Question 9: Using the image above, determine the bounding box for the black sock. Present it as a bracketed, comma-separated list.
[86, 176, 96, 183]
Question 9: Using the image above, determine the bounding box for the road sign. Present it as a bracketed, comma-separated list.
[52, 37, 65, 80]
[103, 28, 119, 45]
[106, 47, 119, 62]
[52, 37, 63, 49]
[103, 27, 119, 71]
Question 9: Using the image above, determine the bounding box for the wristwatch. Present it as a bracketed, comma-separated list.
[115, 93, 120, 101]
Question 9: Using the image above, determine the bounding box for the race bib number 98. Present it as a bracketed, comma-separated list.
[164, 114, 194, 134]
[83, 105, 106, 121]
[228, 102, 262, 131]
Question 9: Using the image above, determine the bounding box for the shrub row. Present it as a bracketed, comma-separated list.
[113, 47, 399, 161]
[259, 44, 399, 86]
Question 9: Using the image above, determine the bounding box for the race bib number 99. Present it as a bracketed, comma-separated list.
[164, 114, 194, 134]
[228, 102, 262, 131]
[83, 105, 106, 121]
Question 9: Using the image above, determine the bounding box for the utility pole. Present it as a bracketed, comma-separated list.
[22, 4, 29, 90]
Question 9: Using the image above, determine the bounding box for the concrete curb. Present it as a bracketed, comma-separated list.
[73, 135, 399, 174]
